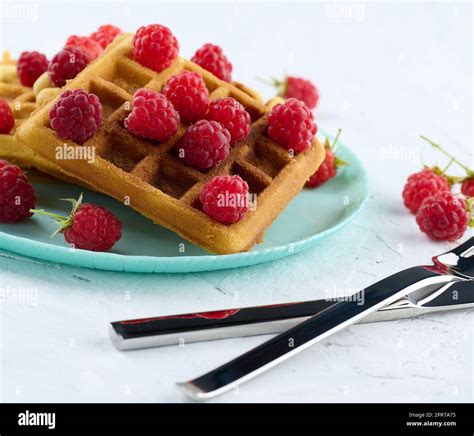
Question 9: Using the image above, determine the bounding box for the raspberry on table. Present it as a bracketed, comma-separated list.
[191, 43, 233, 82]
[177, 120, 231, 170]
[31, 194, 122, 251]
[284, 76, 319, 110]
[461, 179, 474, 197]
[48, 46, 89, 87]
[64, 35, 103, 62]
[17, 51, 48, 87]
[0, 159, 36, 223]
[124, 88, 180, 142]
[199, 175, 250, 224]
[306, 148, 336, 187]
[402, 169, 450, 214]
[132, 24, 179, 73]
[267, 98, 317, 153]
[162, 71, 209, 123]
[49, 89, 103, 145]
[90, 24, 123, 49]
[416, 191, 471, 241]
[0, 98, 14, 134]
[206, 97, 250, 145]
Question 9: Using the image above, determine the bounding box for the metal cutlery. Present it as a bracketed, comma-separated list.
[176, 238, 474, 400]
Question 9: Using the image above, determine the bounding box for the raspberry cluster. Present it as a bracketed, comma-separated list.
[402, 136, 474, 241]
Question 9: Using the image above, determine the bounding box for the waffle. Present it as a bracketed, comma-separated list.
[17, 34, 325, 254]
[0, 53, 72, 182]
[0, 54, 38, 168]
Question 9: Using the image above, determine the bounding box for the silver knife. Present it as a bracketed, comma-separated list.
[109, 238, 474, 350]
[109, 281, 474, 350]
[176, 238, 474, 401]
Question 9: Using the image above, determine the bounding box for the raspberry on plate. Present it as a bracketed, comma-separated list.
[402, 168, 450, 214]
[132, 24, 179, 73]
[64, 35, 103, 62]
[177, 120, 231, 170]
[267, 98, 317, 153]
[0, 98, 14, 134]
[90, 24, 123, 49]
[49, 89, 103, 145]
[32, 194, 122, 251]
[0, 159, 36, 223]
[199, 175, 250, 224]
[461, 179, 474, 197]
[124, 88, 180, 142]
[17, 51, 48, 87]
[191, 43, 232, 82]
[306, 130, 348, 188]
[416, 191, 471, 241]
[206, 97, 250, 145]
[48, 46, 89, 87]
[307, 147, 336, 188]
[162, 71, 209, 123]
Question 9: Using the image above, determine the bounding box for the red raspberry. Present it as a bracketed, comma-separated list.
[206, 97, 250, 145]
[0, 160, 36, 223]
[64, 35, 103, 62]
[285, 76, 319, 110]
[32, 195, 121, 251]
[64, 203, 122, 251]
[90, 24, 123, 49]
[177, 120, 230, 170]
[199, 175, 249, 224]
[191, 44, 232, 82]
[461, 179, 474, 197]
[162, 71, 209, 123]
[402, 169, 450, 214]
[49, 89, 103, 145]
[48, 46, 89, 87]
[267, 98, 317, 153]
[306, 148, 336, 187]
[124, 88, 179, 142]
[416, 191, 470, 241]
[0, 98, 14, 134]
[17, 51, 48, 87]
[132, 24, 179, 73]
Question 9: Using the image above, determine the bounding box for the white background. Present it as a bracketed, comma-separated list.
[0, 1, 473, 402]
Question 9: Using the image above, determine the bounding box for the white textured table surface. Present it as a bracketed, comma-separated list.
[0, 1, 473, 403]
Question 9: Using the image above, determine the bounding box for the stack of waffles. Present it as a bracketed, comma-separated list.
[16, 33, 325, 254]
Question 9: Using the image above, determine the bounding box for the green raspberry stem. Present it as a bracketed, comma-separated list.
[420, 135, 474, 175]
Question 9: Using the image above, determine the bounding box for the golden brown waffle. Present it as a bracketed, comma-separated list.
[0, 59, 38, 169]
[0, 54, 71, 182]
[17, 34, 325, 254]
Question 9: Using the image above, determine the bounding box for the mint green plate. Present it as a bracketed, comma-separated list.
[0, 137, 368, 273]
